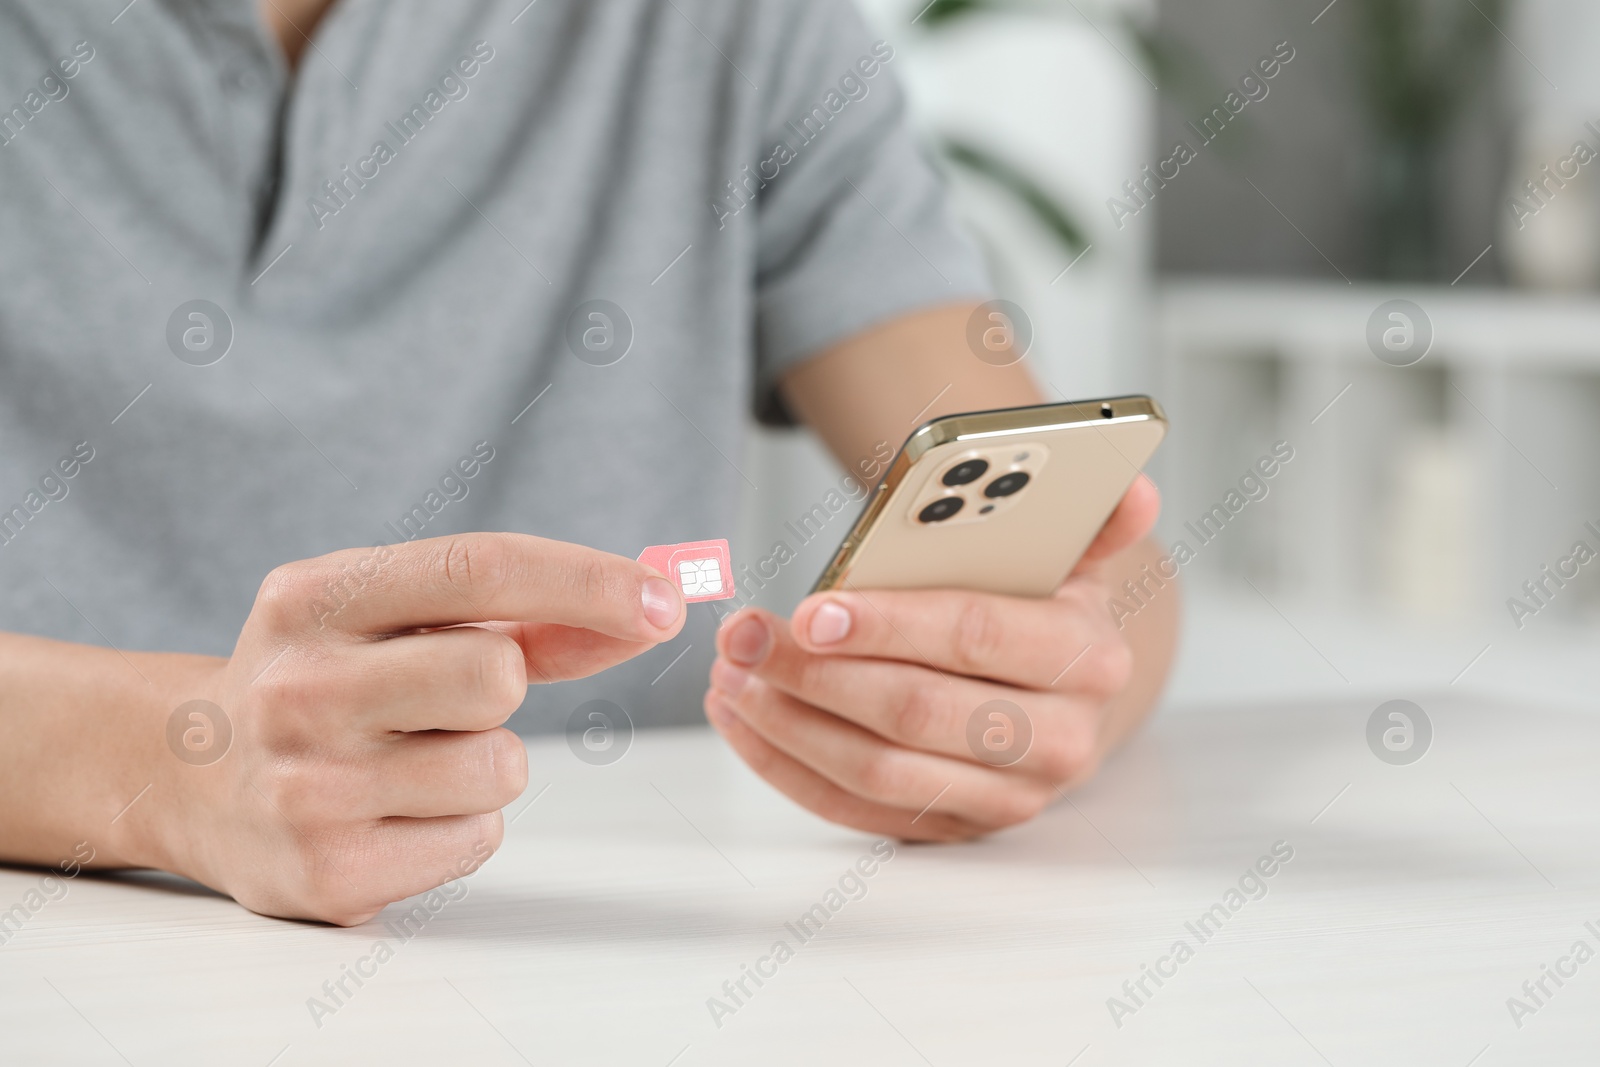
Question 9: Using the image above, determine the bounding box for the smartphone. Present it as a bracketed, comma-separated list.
[812, 396, 1167, 597]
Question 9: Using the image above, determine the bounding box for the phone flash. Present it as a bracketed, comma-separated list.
[637, 539, 736, 603]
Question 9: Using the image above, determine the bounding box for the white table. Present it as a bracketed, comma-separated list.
[2, 696, 1597, 1065]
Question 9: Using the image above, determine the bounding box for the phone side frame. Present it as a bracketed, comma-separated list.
[810, 395, 1167, 594]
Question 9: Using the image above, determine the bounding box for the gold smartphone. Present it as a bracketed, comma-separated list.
[812, 396, 1167, 597]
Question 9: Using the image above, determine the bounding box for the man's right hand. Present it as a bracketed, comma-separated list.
[109, 532, 684, 925]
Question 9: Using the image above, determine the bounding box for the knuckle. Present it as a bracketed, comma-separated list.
[483, 729, 529, 805]
[255, 562, 324, 628]
[476, 634, 527, 716]
[737, 679, 789, 738]
[437, 816, 504, 886]
[1092, 640, 1135, 697]
[1085, 586, 1123, 635]
[791, 653, 836, 703]
[1051, 632, 1131, 697]
[440, 533, 512, 601]
[889, 682, 943, 744]
[1036, 726, 1095, 783]
[569, 553, 621, 612]
[249, 665, 329, 749]
[856, 751, 914, 804]
[951, 597, 1006, 674]
[467, 811, 505, 858]
[440, 815, 502, 882]
[702, 688, 725, 722]
[252, 661, 315, 711]
[258, 756, 328, 824]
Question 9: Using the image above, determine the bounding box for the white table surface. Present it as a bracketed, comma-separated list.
[2, 695, 1598, 1066]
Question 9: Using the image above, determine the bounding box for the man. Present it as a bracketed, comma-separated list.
[0, 0, 1178, 924]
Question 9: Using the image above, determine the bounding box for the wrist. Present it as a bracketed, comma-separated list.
[102, 653, 230, 878]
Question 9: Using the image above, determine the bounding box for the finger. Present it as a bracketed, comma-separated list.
[259, 532, 684, 646]
[704, 693, 982, 843]
[499, 623, 657, 685]
[365, 729, 528, 819]
[259, 811, 501, 926]
[459, 620, 656, 686]
[1074, 474, 1160, 572]
[338, 627, 530, 732]
[261, 727, 527, 824]
[712, 642, 1104, 784]
[788, 585, 1109, 689]
[349, 812, 502, 924]
[713, 625, 1001, 762]
[706, 673, 1053, 829]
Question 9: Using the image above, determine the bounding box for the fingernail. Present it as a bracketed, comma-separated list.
[724, 614, 770, 666]
[711, 659, 750, 697]
[808, 600, 852, 646]
[641, 576, 681, 630]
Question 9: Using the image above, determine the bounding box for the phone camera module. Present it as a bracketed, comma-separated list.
[984, 471, 1030, 498]
[941, 458, 989, 487]
[918, 496, 965, 523]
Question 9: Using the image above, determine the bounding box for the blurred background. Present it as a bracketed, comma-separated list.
[738, 0, 1600, 714]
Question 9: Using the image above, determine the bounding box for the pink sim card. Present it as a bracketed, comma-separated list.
[637, 539, 736, 603]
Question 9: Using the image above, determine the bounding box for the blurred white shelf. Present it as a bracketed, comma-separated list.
[1151, 277, 1600, 638]
[1165, 583, 1600, 716]
[1158, 278, 1600, 368]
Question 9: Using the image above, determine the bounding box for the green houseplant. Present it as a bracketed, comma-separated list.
[914, 0, 1227, 261]
[1347, 0, 1506, 279]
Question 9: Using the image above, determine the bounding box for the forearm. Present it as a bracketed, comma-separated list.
[0, 632, 218, 870]
[1093, 536, 1180, 755]
[782, 301, 1043, 471]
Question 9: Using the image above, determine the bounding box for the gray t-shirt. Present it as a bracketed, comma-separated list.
[0, 0, 987, 730]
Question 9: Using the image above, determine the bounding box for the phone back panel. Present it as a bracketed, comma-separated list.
[813, 398, 1166, 598]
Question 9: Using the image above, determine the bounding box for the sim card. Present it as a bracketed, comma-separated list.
[637, 538, 736, 603]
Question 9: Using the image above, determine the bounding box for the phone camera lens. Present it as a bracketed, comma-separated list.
[918, 496, 964, 523]
[984, 471, 1030, 498]
[942, 458, 989, 487]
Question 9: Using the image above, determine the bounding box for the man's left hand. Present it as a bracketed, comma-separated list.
[704, 475, 1163, 841]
